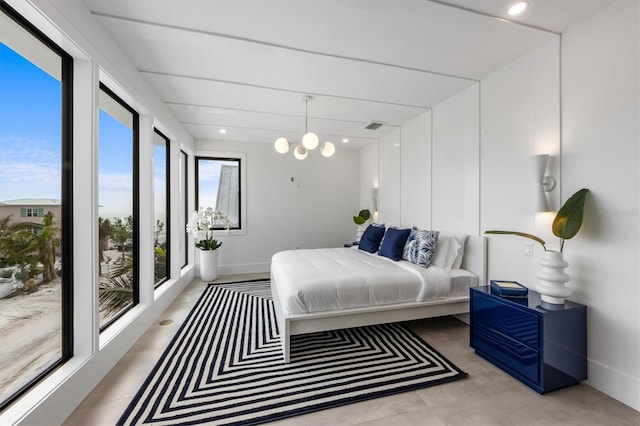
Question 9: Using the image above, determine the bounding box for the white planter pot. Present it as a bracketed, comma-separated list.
[199, 249, 219, 282]
[536, 251, 571, 305]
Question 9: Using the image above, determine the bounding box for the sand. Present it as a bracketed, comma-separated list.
[0, 279, 62, 404]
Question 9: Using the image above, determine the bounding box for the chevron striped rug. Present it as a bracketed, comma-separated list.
[118, 281, 467, 425]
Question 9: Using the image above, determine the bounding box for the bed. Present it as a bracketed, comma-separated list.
[270, 232, 487, 363]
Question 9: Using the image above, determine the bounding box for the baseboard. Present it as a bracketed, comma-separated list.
[219, 262, 270, 276]
[586, 358, 640, 412]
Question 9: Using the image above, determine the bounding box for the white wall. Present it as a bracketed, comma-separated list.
[378, 127, 402, 225]
[194, 139, 361, 273]
[432, 83, 480, 234]
[400, 112, 432, 229]
[481, 37, 561, 288]
[561, 0, 639, 409]
[360, 140, 379, 219]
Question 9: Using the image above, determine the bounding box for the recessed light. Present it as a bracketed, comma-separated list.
[219, 128, 227, 134]
[342, 138, 349, 143]
[508, 1, 528, 16]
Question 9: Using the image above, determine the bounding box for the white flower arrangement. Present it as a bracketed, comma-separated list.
[186, 207, 233, 250]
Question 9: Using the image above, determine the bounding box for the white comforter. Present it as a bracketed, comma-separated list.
[271, 247, 453, 314]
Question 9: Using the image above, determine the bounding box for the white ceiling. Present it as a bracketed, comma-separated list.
[81, 0, 616, 149]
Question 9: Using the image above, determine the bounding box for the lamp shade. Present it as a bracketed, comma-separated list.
[302, 132, 319, 150]
[533, 154, 556, 212]
[534, 154, 549, 183]
[320, 141, 335, 157]
[274, 137, 290, 154]
[294, 145, 308, 160]
[536, 188, 551, 212]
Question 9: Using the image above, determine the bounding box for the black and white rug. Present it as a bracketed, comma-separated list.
[118, 281, 467, 425]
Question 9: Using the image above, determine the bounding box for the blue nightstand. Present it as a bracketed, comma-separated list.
[470, 285, 587, 393]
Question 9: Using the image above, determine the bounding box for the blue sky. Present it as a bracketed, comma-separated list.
[0, 42, 61, 203]
[1, 41, 164, 220]
[98, 109, 134, 219]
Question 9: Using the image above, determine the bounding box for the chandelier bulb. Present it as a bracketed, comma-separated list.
[274, 137, 290, 154]
[294, 145, 308, 160]
[302, 132, 319, 150]
[321, 141, 335, 157]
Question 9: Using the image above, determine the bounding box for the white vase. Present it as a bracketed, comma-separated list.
[536, 251, 571, 305]
[199, 249, 219, 282]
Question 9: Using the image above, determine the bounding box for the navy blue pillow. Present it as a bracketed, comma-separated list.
[378, 227, 411, 261]
[358, 224, 386, 253]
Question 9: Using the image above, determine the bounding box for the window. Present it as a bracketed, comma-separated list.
[180, 150, 188, 268]
[153, 129, 169, 286]
[98, 83, 138, 330]
[195, 157, 241, 229]
[0, 3, 73, 410]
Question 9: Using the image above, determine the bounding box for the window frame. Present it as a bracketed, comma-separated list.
[194, 156, 242, 230]
[153, 128, 170, 287]
[180, 149, 189, 268]
[0, 1, 74, 412]
[97, 82, 139, 332]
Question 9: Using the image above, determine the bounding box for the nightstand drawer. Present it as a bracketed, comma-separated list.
[472, 323, 539, 384]
[472, 291, 539, 348]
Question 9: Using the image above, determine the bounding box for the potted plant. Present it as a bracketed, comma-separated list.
[186, 207, 232, 281]
[353, 209, 371, 243]
[485, 188, 589, 304]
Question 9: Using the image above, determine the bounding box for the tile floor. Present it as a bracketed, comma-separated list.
[64, 275, 640, 426]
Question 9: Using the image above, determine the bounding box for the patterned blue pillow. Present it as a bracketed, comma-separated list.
[402, 229, 439, 267]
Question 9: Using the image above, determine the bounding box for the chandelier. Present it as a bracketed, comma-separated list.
[274, 95, 335, 160]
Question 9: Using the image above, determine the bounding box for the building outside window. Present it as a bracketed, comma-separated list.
[195, 157, 241, 229]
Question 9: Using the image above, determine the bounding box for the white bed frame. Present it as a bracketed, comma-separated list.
[271, 235, 487, 363]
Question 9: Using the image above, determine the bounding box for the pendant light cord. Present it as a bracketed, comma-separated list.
[304, 97, 308, 134]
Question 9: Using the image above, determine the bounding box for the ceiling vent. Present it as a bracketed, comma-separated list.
[364, 121, 383, 130]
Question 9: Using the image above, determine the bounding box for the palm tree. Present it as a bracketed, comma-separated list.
[13, 211, 60, 282]
[99, 252, 133, 317]
[1, 228, 38, 280]
[0, 215, 14, 258]
[99, 274, 133, 320]
[98, 216, 135, 317]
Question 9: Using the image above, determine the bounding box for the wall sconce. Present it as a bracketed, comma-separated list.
[534, 154, 556, 212]
[372, 188, 379, 213]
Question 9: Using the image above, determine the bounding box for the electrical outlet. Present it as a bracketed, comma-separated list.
[524, 243, 533, 256]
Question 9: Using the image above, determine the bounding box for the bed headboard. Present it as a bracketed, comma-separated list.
[460, 235, 487, 286]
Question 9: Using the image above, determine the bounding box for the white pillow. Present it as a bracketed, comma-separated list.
[431, 233, 468, 271]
